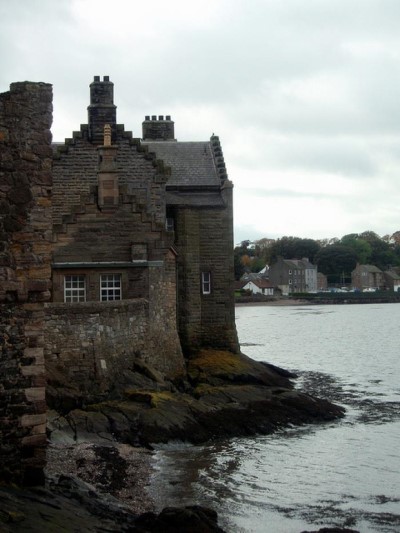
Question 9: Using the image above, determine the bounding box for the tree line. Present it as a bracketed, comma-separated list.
[234, 231, 400, 283]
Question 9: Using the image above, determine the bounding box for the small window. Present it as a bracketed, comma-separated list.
[101, 274, 122, 301]
[289, 269, 292, 275]
[202, 272, 211, 295]
[166, 217, 174, 232]
[64, 275, 86, 302]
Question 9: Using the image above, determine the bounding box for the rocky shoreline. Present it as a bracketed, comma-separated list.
[1, 350, 351, 532]
[47, 350, 344, 448]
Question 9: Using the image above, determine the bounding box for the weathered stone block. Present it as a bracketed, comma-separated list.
[20, 413, 46, 427]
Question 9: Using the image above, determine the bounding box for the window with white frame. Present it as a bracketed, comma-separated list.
[64, 275, 86, 302]
[100, 274, 122, 301]
[201, 272, 211, 294]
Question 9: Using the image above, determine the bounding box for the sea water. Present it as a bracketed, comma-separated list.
[149, 303, 400, 532]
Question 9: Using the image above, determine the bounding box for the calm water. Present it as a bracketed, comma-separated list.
[150, 304, 400, 532]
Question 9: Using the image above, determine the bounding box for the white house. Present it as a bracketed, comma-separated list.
[243, 278, 274, 295]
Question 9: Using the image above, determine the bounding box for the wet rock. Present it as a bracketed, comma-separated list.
[0, 479, 138, 532]
[0, 482, 225, 532]
[135, 505, 225, 532]
[47, 350, 345, 449]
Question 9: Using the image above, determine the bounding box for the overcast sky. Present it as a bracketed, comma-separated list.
[1, 0, 400, 244]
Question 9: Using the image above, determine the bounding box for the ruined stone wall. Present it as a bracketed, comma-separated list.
[0, 81, 53, 485]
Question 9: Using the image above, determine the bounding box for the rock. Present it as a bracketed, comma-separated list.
[0, 478, 138, 532]
[187, 349, 292, 388]
[0, 482, 225, 532]
[54, 350, 345, 447]
[134, 505, 225, 532]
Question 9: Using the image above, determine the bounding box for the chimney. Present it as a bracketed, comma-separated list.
[142, 115, 175, 141]
[87, 76, 117, 142]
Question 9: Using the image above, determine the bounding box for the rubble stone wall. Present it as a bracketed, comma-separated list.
[44, 299, 149, 399]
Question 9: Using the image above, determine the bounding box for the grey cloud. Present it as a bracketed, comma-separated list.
[2, 0, 400, 241]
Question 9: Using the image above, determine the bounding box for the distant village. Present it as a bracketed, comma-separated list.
[235, 233, 400, 296]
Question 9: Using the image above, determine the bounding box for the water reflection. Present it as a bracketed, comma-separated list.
[149, 304, 400, 532]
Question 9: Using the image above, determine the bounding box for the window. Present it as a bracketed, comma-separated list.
[201, 272, 211, 294]
[100, 274, 122, 301]
[165, 217, 174, 231]
[64, 275, 86, 302]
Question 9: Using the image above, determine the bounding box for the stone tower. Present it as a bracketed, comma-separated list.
[0, 81, 53, 485]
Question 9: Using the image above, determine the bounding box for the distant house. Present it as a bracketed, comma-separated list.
[351, 264, 384, 291]
[242, 278, 274, 296]
[317, 272, 328, 291]
[269, 256, 318, 295]
[384, 270, 400, 292]
[258, 265, 269, 276]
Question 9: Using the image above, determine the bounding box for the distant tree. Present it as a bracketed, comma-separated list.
[241, 254, 252, 268]
[234, 241, 258, 279]
[234, 241, 251, 279]
[317, 237, 339, 247]
[254, 237, 275, 252]
[267, 236, 321, 264]
[391, 231, 400, 245]
[234, 238, 271, 278]
[340, 234, 372, 264]
[314, 245, 358, 284]
[250, 256, 266, 273]
[358, 230, 396, 270]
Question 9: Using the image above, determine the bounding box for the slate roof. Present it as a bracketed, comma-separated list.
[245, 279, 274, 289]
[384, 270, 400, 280]
[143, 141, 220, 187]
[282, 258, 316, 270]
[361, 264, 383, 273]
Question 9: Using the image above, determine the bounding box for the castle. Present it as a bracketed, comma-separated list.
[0, 77, 238, 484]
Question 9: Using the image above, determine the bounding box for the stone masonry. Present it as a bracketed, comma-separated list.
[0, 76, 239, 485]
[0, 81, 53, 485]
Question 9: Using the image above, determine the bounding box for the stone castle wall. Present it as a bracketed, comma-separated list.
[44, 253, 184, 403]
[44, 299, 149, 402]
[0, 81, 53, 485]
[147, 249, 183, 375]
[0, 78, 237, 486]
[175, 182, 238, 354]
